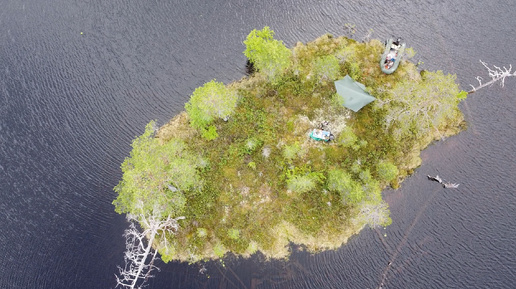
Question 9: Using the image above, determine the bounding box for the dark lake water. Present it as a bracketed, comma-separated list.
[1, 0, 515, 288]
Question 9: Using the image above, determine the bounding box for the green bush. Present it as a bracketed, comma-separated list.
[337, 126, 358, 147]
[327, 168, 364, 204]
[313, 55, 340, 82]
[347, 62, 362, 79]
[185, 80, 237, 130]
[287, 174, 317, 193]
[242, 137, 262, 155]
[197, 228, 208, 238]
[286, 167, 325, 194]
[213, 243, 226, 258]
[201, 125, 219, 140]
[243, 26, 292, 81]
[282, 142, 301, 160]
[227, 228, 240, 240]
[382, 70, 462, 139]
[247, 161, 256, 170]
[377, 161, 399, 182]
[113, 121, 201, 217]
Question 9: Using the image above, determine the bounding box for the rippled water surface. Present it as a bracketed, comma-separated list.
[1, 0, 515, 288]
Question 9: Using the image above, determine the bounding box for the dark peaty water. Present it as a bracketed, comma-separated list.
[0, 0, 515, 288]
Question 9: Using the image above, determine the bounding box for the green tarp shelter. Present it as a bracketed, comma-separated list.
[334, 75, 376, 112]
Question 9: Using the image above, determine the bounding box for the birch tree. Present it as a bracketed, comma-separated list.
[113, 122, 203, 287]
[115, 212, 185, 289]
[243, 26, 292, 81]
[185, 80, 237, 131]
[113, 121, 202, 217]
[376, 71, 464, 140]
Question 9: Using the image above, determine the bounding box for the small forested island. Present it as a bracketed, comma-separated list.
[113, 27, 466, 264]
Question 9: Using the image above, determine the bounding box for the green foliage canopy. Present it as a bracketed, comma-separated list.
[312, 55, 341, 82]
[337, 126, 358, 148]
[243, 26, 292, 80]
[185, 80, 237, 130]
[376, 161, 399, 182]
[286, 166, 325, 194]
[327, 168, 364, 204]
[113, 121, 202, 217]
[380, 71, 463, 139]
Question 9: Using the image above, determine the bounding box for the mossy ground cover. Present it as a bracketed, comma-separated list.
[117, 33, 466, 263]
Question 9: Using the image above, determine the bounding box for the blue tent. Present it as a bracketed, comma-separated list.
[334, 75, 376, 112]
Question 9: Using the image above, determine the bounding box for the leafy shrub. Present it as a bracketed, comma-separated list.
[382, 70, 462, 139]
[347, 62, 362, 80]
[287, 174, 317, 193]
[243, 26, 292, 81]
[113, 121, 202, 217]
[313, 55, 341, 82]
[201, 125, 219, 140]
[246, 241, 258, 255]
[227, 228, 240, 240]
[213, 243, 226, 258]
[197, 228, 208, 238]
[185, 80, 237, 130]
[247, 161, 256, 170]
[327, 168, 364, 204]
[282, 142, 301, 160]
[242, 137, 262, 155]
[377, 161, 399, 182]
[336, 44, 357, 63]
[337, 126, 358, 147]
[286, 167, 325, 194]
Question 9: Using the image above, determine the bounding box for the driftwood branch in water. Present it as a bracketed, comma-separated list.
[468, 60, 516, 94]
[427, 175, 443, 184]
[427, 175, 459, 189]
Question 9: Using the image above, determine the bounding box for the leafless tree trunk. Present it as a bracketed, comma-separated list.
[427, 175, 459, 189]
[115, 213, 184, 289]
[468, 60, 516, 94]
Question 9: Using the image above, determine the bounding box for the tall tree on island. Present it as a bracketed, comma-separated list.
[185, 80, 237, 140]
[113, 121, 203, 288]
[243, 26, 292, 81]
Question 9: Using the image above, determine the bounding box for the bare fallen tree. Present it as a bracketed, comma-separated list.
[115, 212, 185, 289]
[427, 175, 459, 189]
[468, 60, 516, 94]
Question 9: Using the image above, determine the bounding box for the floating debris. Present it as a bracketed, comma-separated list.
[427, 175, 443, 183]
[427, 175, 459, 189]
[443, 182, 460, 189]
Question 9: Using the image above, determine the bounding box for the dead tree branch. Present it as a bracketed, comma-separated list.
[468, 60, 516, 94]
[427, 175, 459, 189]
[115, 214, 185, 289]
